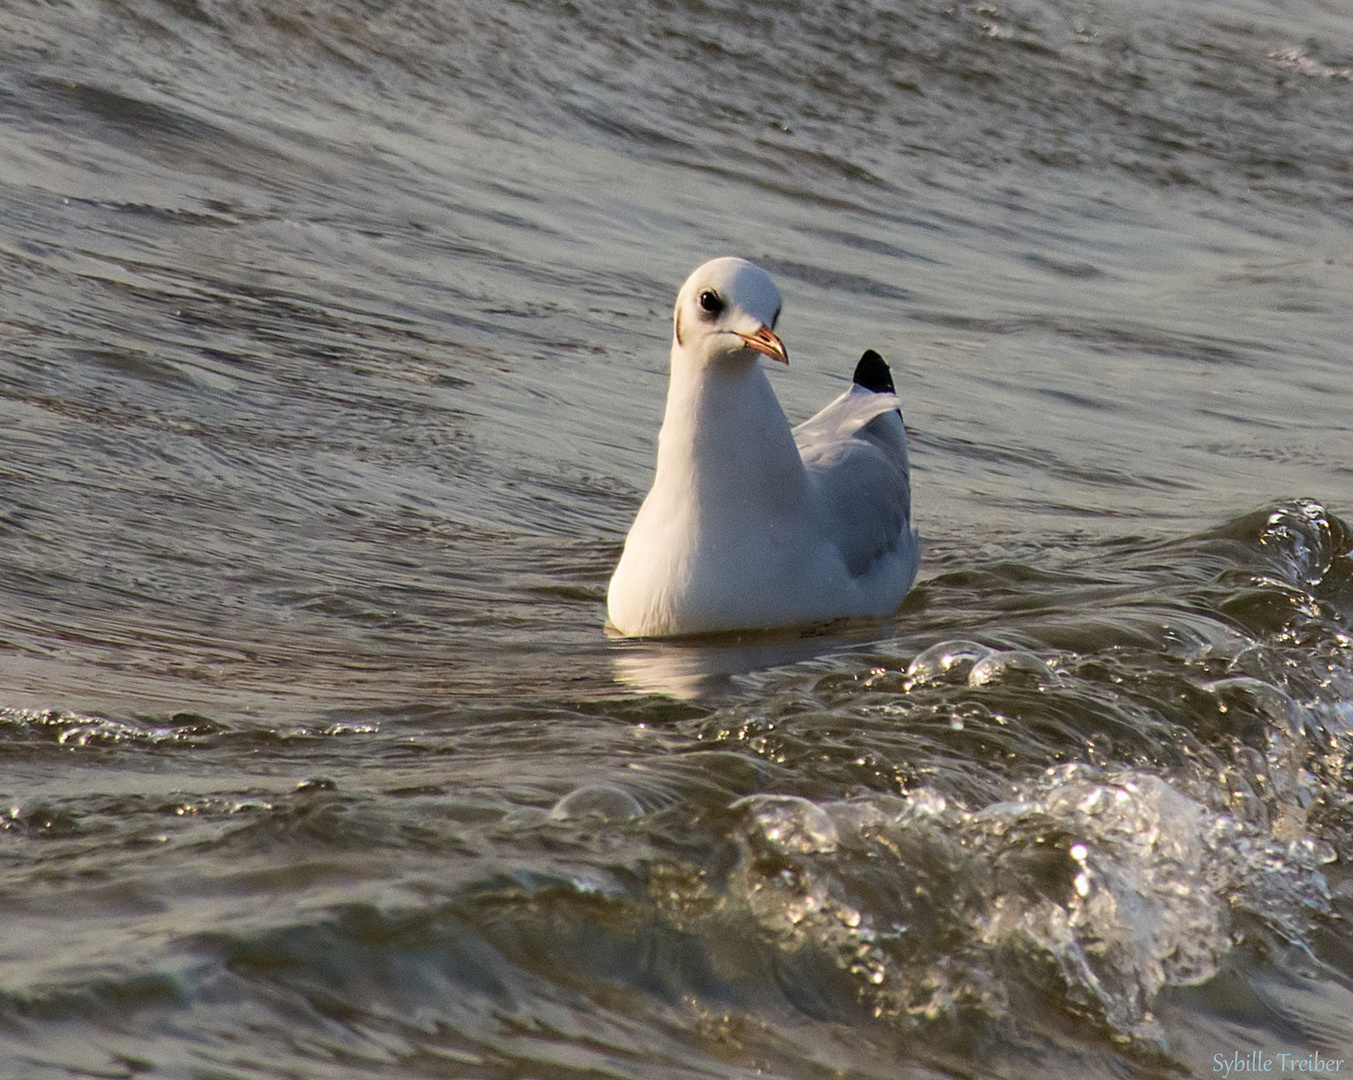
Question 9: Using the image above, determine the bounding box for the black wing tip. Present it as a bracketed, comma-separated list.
[852, 349, 895, 394]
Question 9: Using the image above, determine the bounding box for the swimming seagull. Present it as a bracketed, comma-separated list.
[606, 256, 919, 637]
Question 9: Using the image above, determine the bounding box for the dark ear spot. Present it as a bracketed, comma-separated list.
[674, 307, 684, 347]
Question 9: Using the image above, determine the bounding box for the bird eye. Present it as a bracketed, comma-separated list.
[698, 289, 723, 316]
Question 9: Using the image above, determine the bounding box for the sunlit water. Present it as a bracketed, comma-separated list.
[2, 0, 1352, 1076]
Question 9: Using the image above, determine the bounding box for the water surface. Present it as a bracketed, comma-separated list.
[2, 0, 1352, 1076]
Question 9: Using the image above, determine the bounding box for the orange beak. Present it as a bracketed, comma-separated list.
[736, 325, 789, 365]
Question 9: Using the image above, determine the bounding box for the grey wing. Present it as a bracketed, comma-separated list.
[793, 385, 914, 578]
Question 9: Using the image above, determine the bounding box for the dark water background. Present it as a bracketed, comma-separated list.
[2, 0, 1353, 1076]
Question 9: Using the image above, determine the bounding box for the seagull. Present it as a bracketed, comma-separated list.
[606, 257, 919, 638]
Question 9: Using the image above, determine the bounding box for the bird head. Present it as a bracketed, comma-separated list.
[672, 257, 788, 367]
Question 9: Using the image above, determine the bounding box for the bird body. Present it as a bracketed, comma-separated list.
[606, 258, 918, 638]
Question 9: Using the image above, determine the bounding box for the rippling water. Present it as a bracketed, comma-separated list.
[3, 0, 1353, 1076]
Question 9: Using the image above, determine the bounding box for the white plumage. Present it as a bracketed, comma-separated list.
[607, 257, 919, 638]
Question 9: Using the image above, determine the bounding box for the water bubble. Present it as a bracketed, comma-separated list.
[547, 784, 643, 824]
[825, 795, 909, 835]
[1259, 499, 1336, 589]
[731, 794, 839, 854]
[905, 788, 949, 819]
[904, 640, 995, 688]
[496, 806, 549, 831]
[967, 650, 1059, 689]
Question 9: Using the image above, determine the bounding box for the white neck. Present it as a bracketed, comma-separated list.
[652, 347, 808, 518]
